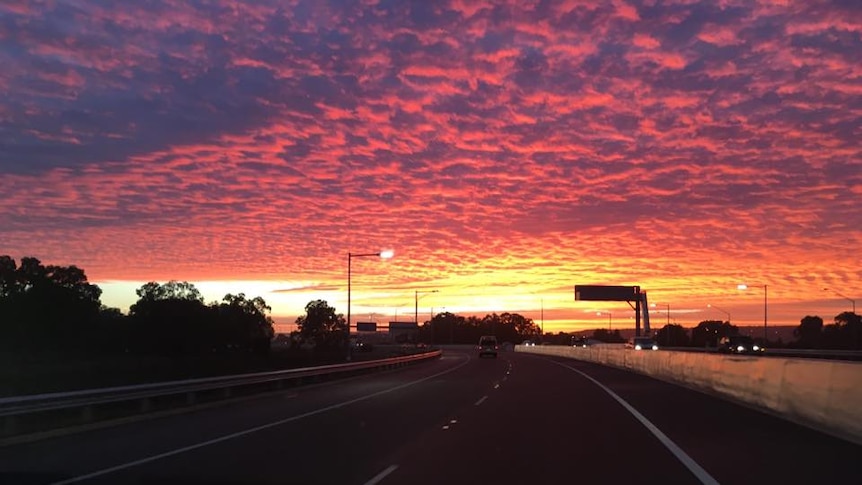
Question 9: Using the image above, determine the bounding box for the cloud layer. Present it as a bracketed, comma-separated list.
[2, 0, 860, 329]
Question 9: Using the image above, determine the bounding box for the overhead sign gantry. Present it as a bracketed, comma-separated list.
[575, 285, 652, 336]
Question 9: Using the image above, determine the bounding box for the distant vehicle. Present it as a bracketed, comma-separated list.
[718, 335, 763, 354]
[572, 336, 590, 348]
[522, 340, 536, 347]
[477, 335, 498, 358]
[351, 338, 373, 352]
[627, 336, 659, 351]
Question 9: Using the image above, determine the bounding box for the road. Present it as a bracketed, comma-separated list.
[1, 348, 859, 484]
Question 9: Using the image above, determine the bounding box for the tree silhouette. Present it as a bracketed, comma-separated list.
[591, 328, 625, 343]
[793, 315, 823, 348]
[212, 293, 275, 354]
[129, 281, 210, 355]
[654, 324, 690, 347]
[295, 300, 346, 349]
[823, 312, 862, 350]
[419, 311, 538, 344]
[134, 280, 203, 304]
[0, 256, 103, 353]
[691, 320, 739, 347]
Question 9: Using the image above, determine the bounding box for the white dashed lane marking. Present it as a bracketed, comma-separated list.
[363, 465, 398, 485]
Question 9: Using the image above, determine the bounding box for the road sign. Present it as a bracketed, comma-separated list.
[356, 322, 377, 332]
[575, 285, 640, 301]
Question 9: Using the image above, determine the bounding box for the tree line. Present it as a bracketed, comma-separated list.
[291, 299, 542, 347]
[575, 314, 860, 350]
[0, 256, 274, 357]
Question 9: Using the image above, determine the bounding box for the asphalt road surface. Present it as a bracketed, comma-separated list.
[1, 349, 859, 484]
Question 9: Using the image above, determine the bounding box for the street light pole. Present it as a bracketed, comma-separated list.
[415, 289, 439, 324]
[738, 283, 767, 344]
[347, 250, 394, 361]
[597, 311, 611, 331]
[707, 303, 731, 323]
[541, 298, 544, 336]
[763, 285, 769, 347]
[823, 287, 856, 314]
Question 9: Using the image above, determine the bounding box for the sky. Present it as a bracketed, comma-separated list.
[1, 0, 860, 334]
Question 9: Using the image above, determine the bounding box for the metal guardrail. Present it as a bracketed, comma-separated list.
[0, 350, 442, 437]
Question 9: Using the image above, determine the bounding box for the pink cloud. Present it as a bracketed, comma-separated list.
[1, 0, 859, 330]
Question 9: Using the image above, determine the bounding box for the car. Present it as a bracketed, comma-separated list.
[718, 335, 764, 354]
[627, 336, 659, 350]
[572, 336, 590, 348]
[351, 338, 373, 352]
[477, 335, 498, 358]
[522, 340, 536, 347]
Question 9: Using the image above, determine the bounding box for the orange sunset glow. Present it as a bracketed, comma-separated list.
[1, 0, 859, 334]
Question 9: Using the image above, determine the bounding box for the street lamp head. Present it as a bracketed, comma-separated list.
[379, 249, 394, 259]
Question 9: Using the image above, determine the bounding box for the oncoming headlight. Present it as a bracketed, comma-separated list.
[652, 345, 659, 350]
[753, 345, 760, 351]
[635, 345, 642, 350]
[737, 345, 745, 352]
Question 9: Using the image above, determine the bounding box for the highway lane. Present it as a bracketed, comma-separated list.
[1, 349, 859, 484]
[385, 353, 861, 484]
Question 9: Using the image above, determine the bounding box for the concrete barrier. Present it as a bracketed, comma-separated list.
[516, 345, 862, 445]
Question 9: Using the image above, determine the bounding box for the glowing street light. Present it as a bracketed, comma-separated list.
[597, 311, 612, 330]
[707, 303, 731, 323]
[738, 283, 767, 343]
[822, 287, 856, 314]
[347, 250, 394, 360]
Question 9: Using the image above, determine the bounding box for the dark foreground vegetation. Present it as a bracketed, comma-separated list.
[1, 256, 368, 396]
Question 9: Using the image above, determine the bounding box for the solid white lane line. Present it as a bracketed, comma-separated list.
[474, 395, 488, 406]
[49, 355, 472, 485]
[364, 465, 399, 485]
[549, 360, 720, 485]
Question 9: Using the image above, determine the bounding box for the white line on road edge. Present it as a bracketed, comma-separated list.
[474, 395, 488, 406]
[49, 355, 471, 485]
[364, 464, 398, 485]
[549, 360, 720, 485]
